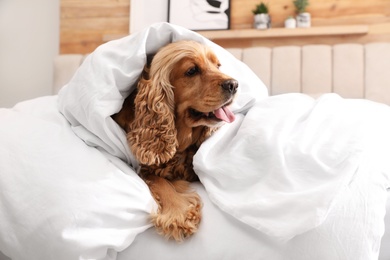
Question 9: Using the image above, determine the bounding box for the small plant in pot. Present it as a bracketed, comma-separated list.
[284, 16, 296, 28]
[294, 0, 310, 28]
[252, 2, 271, 30]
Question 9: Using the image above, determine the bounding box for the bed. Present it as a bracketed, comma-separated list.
[1, 22, 390, 260]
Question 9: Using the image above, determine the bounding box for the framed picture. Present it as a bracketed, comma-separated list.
[168, 0, 231, 31]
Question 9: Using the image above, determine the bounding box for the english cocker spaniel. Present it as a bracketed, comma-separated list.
[113, 40, 238, 241]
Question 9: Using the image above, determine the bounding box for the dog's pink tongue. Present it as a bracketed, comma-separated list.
[214, 106, 235, 123]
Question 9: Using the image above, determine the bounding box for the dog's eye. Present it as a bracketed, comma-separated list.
[185, 66, 200, 76]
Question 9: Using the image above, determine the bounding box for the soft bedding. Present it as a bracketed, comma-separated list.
[195, 93, 390, 240]
[1, 22, 390, 260]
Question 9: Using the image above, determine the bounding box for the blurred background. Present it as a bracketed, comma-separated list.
[0, 0, 389, 107]
[0, 0, 59, 107]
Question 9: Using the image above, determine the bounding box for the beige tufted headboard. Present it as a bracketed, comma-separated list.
[53, 43, 390, 105]
[226, 42, 390, 105]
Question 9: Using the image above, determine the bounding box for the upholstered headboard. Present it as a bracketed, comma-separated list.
[226, 43, 390, 105]
[53, 43, 390, 105]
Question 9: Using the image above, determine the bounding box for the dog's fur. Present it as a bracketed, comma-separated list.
[113, 40, 238, 241]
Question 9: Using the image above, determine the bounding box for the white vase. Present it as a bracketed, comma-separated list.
[296, 12, 311, 28]
[284, 17, 296, 28]
[254, 14, 271, 30]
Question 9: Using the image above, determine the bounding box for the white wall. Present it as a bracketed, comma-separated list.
[0, 0, 59, 108]
[130, 0, 168, 33]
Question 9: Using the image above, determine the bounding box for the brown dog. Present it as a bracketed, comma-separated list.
[113, 40, 238, 241]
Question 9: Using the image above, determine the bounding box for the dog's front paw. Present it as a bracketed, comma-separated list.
[151, 192, 202, 242]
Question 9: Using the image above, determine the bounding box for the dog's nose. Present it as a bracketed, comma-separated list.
[221, 79, 238, 94]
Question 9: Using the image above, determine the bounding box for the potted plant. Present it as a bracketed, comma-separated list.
[284, 16, 296, 28]
[252, 2, 271, 30]
[294, 0, 310, 28]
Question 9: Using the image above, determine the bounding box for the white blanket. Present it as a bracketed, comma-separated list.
[195, 93, 390, 240]
[1, 22, 390, 259]
[0, 97, 154, 260]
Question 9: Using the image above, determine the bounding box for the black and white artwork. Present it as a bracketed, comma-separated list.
[168, 0, 231, 30]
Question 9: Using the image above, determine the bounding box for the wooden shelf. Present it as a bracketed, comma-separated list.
[197, 25, 369, 40]
[103, 25, 369, 42]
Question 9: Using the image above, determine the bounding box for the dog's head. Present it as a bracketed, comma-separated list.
[128, 40, 238, 165]
[154, 40, 238, 128]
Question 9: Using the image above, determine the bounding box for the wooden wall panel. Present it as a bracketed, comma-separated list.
[60, 0, 130, 54]
[60, 0, 390, 54]
[214, 0, 390, 48]
[230, 0, 390, 28]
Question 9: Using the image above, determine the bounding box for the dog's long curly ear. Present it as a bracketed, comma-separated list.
[128, 66, 178, 166]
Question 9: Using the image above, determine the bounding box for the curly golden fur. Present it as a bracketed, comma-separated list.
[113, 40, 238, 241]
